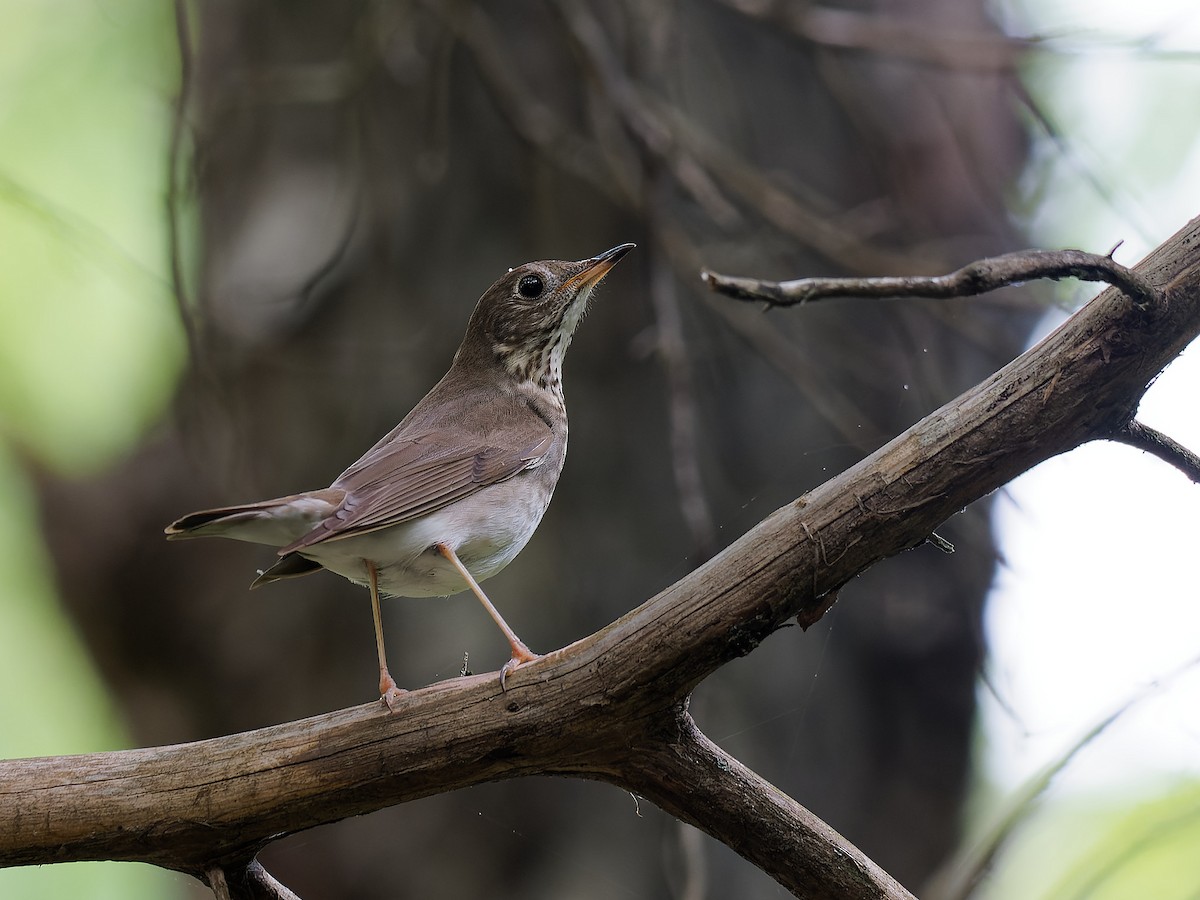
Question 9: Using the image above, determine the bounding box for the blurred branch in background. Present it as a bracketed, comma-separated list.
[929, 654, 1200, 900]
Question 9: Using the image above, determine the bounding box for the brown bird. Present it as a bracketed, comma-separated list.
[166, 243, 634, 710]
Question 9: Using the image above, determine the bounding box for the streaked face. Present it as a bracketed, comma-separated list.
[470, 244, 634, 389]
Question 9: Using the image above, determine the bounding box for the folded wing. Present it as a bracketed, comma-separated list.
[278, 428, 553, 555]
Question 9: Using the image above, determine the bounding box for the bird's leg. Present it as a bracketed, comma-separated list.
[435, 542, 539, 688]
[365, 559, 405, 712]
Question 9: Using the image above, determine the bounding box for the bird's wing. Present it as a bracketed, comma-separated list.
[278, 426, 553, 554]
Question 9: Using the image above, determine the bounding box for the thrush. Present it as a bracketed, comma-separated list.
[166, 243, 635, 710]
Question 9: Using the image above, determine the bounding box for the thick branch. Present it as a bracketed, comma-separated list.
[2, 217, 1199, 897]
[618, 709, 913, 900]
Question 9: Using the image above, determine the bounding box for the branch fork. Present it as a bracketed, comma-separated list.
[4, 221, 1200, 898]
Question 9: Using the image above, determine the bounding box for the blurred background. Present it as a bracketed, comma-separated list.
[1, 1, 1197, 899]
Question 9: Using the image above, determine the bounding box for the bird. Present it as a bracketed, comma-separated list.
[166, 243, 635, 711]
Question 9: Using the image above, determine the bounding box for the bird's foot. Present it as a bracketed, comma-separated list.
[499, 642, 541, 691]
[381, 686, 408, 712]
[380, 672, 407, 713]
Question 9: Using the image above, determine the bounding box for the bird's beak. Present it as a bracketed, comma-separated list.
[565, 242, 636, 291]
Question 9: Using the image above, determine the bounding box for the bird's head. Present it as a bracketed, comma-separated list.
[458, 243, 635, 393]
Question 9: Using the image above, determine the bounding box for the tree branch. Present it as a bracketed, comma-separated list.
[702, 248, 1161, 310]
[716, 0, 1036, 73]
[1112, 420, 1200, 485]
[3, 217, 1199, 898]
[167, 0, 202, 366]
[619, 708, 914, 900]
[225, 861, 301, 900]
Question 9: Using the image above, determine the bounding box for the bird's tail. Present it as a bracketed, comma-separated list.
[165, 489, 345, 547]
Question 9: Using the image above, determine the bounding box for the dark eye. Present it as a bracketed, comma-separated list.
[517, 274, 544, 299]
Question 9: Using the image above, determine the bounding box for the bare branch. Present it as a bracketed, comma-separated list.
[554, 0, 931, 274]
[206, 860, 302, 900]
[208, 866, 231, 900]
[1113, 420, 1200, 485]
[168, 0, 202, 364]
[619, 710, 915, 900]
[417, 1, 629, 207]
[655, 220, 882, 447]
[702, 248, 1161, 309]
[928, 656, 1200, 900]
[718, 2, 1200, 73]
[648, 239, 719, 561]
[234, 861, 302, 900]
[717, 0, 1035, 73]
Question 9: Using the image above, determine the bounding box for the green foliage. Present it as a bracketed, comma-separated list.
[0, 1, 186, 897]
[981, 781, 1200, 900]
[0, 0, 185, 473]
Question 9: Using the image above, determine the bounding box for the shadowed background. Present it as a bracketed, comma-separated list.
[27, 1, 1039, 897]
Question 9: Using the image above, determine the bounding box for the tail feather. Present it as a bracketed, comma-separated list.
[165, 489, 345, 547]
[165, 502, 278, 537]
[251, 553, 325, 588]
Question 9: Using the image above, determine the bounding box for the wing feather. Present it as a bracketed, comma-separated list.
[279, 429, 553, 554]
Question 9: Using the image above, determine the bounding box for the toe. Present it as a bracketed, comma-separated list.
[510, 640, 538, 665]
[381, 686, 407, 713]
[499, 650, 542, 690]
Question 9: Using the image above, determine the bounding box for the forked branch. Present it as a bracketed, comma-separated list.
[2, 218, 1199, 898]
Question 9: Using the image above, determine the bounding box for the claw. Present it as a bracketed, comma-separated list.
[381, 685, 407, 713]
[435, 543, 541, 692]
[380, 670, 406, 713]
[367, 559, 408, 713]
[498, 644, 540, 691]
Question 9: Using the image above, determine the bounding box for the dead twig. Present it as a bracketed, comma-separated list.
[702, 248, 1160, 310]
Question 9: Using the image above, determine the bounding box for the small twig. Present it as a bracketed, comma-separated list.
[555, 0, 928, 274]
[210, 859, 301, 900]
[1113, 420, 1200, 485]
[717, 0, 1036, 73]
[926, 532, 955, 554]
[554, 1, 741, 227]
[634, 19, 720, 565]
[927, 655, 1200, 900]
[657, 222, 881, 447]
[672, 822, 708, 900]
[1055, 804, 1200, 900]
[1012, 85, 1158, 251]
[649, 233, 719, 562]
[417, 0, 628, 207]
[239, 860, 302, 900]
[702, 249, 1161, 310]
[207, 866, 231, 900]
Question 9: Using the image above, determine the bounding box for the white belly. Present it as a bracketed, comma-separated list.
[298, 477, 551, 598]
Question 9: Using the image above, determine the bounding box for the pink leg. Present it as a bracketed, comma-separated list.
[365, 559, 406, 711]
[435, 543, 539, 688]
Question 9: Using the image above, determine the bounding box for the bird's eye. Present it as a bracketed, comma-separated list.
[517, 274, 544, 299]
